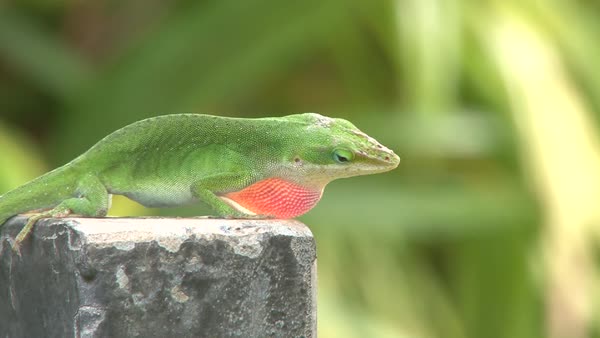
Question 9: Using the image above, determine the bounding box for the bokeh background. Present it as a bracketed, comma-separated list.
[2, 1, 600, 337]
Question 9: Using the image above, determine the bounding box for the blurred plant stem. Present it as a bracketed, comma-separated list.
[394, 0, 461, 115]
[485, 5, 600, 338]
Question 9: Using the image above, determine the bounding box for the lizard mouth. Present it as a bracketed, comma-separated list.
[352, 150, 400, 174]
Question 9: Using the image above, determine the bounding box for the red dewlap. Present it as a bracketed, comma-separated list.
[224, 178, 323, 218]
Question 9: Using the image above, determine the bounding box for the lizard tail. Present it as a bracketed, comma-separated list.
[0, 164, 79, 228]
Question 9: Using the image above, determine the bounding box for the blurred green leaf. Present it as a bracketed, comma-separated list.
[0, 9, 92, 99]
[0, 122, 47, 192]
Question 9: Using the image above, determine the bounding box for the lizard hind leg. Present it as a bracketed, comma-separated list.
[12, 174, 110, 253]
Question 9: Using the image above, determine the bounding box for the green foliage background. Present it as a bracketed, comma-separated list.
[2, 1, 600, 337]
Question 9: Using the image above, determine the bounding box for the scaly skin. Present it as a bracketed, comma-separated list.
[0, 113, 400, 251]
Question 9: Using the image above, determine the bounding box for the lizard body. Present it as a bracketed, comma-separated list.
[0, 113, 399, 249]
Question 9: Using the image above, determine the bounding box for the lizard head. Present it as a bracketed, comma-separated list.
[281, 113, 400, 186]
[222, 113, 400, 219]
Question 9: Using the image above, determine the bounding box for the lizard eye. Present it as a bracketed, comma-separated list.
[333, 149, 354, 164]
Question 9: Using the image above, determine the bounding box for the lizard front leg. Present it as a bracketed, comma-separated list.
[13, 174, 110, 253]
[190, 173, 271, 219]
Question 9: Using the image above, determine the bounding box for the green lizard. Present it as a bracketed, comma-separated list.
[0, 113, 399, 251]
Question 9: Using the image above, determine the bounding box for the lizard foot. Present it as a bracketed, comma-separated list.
[12, 207, 71, 254]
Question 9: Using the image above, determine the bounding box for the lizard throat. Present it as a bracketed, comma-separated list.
[220, 178, 323, 218]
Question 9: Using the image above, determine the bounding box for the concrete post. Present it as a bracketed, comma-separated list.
[0, 217, 317, 337]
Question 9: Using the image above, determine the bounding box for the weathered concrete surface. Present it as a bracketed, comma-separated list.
[0, 217, 316, 338]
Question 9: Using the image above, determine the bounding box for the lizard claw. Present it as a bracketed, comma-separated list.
[10, 238, 22, 257]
